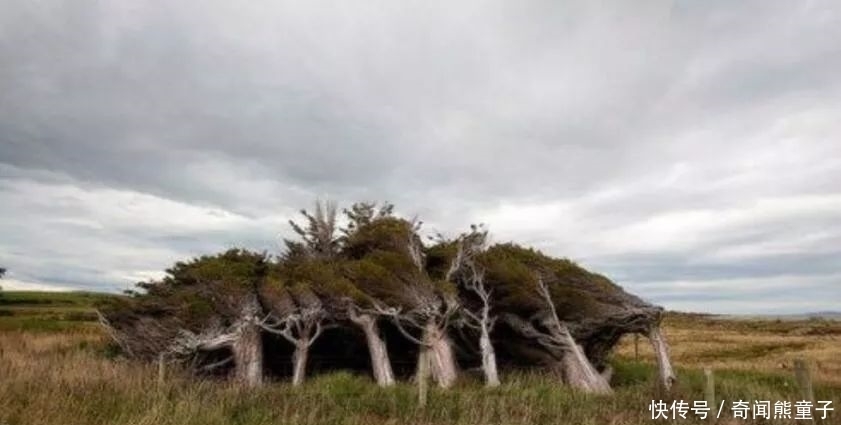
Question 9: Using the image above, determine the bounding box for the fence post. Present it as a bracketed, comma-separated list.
[157, 353, 166, 388]
[793, 359, 814, 402]
[417, 349, 430, 408]
[704, 368, 715, 423]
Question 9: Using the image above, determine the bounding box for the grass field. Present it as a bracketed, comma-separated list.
[0, 291, 109, 332]
[0, 291, 839, 425]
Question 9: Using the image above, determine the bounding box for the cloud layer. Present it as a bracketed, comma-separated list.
[1, 0, 839, 313]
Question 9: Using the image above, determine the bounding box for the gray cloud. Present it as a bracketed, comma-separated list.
[1, 0, 840, 313]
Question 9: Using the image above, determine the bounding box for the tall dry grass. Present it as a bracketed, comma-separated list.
[1, 323, 839, 425]
[616, 314, 841, 386]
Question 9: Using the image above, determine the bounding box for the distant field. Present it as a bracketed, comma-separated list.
[0, 290, 111, 332]
[1, 291, 839, 425]
[617, 313, 841, 387]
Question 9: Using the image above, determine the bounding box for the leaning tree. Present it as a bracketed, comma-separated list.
[426, 224, 501, 387]
[263, 201, 343, 385]
[480, 243, 675, 393]
[279, 200, 399, 387]
[335, 201, 411, 387]
[259, 259, 342, 386]
[97, 201, 676, 393]
[343, 215, 461, 388]
[98, 249, 270, 387]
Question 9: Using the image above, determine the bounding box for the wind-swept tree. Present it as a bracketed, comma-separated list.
[430, 225, 500, 387]
[165, 250, 268, 387]
[96, 200, 676, 393]
[333, 202, 400, 386]
[277, 201, 399, 386]
[480, 243, 676, 393]
[259, 260, 337, 386]
[344, 216, 460, 388]
[99, 249, 269, 387]
[479, 244, 612, 394]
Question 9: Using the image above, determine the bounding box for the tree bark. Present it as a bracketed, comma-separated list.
[538, 316, 611, 394]
[559, 340, 613, 394]
[600, 364, 614, 383]
[562, 341, 611, 394]
[478, 324, 500, 387]
[417, 348, 430, 407]
[231, 322, 263, 388]
[532, 280, 611, 394]
[292, 342, 309, 386]
[648, 325, 676, 391]
[422, 321, 458, 388]
[351, 314, 395, 387]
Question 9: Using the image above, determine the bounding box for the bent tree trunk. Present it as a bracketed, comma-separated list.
[533, 280, 612, 394]
[422, 321, 458, 388]
[505, 313, 611, 394]
[232, 322, 263, 387]
[351, 314, 395, 387]
[292, 342, 309, 386]
[648, 325, 676, 390]
[547, 320, 611, 394]
[560, 340, 612, 394]
[478, 324, 500, 387]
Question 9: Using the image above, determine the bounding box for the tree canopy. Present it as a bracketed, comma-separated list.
[98, 200, 672, 391]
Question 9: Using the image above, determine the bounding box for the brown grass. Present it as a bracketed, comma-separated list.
[0, 308, 839, 424]
[616, 314, 841, 386]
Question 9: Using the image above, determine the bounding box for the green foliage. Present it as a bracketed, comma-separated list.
[284, 200, 341, 260]
[259, 268, 295, 317]
[424, 241, 458, 281]
[341, 217, 416, 260]
[99, 200, 645, 364]
[340, 201, 394, 237]
[337, 214, 453, 311]
[478, 243, 631, 320]
[99, 249, 272, 349]
[342, 257, 397, 299]
[287, 259, 361, 303]
[343, 255, 418, 308]
[159, 249, 269, 291]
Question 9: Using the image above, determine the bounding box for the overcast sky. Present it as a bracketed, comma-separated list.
[1, 0, 839, 314]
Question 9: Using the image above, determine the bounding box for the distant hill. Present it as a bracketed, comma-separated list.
[715, 311, 841, 321]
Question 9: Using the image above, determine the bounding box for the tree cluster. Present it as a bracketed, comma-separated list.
[98, 201, 675, 392]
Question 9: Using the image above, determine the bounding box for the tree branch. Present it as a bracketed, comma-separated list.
[200, 356, 234, 371]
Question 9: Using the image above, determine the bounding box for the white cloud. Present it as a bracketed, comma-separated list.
[1, 0, 840, 313]
[1, 278, 73, 292]
[0, 177, 294, 291]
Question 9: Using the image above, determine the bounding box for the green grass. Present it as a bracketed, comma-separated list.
[0, 290, 110, 332]
[3, 360, 837, 425]
[0, 290, 113, 306]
